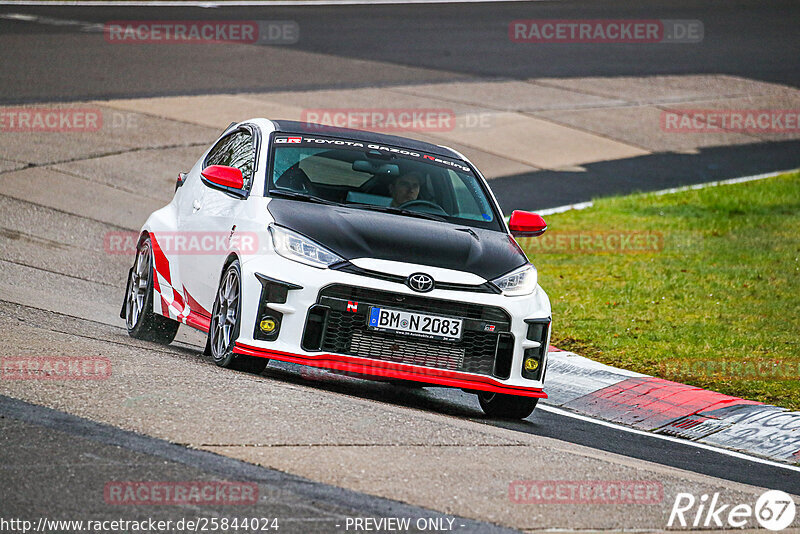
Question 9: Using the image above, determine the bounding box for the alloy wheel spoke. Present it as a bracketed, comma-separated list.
[223, 277, 234, 300]
[127, 245, 153, 328]
[211, 267, 240, 358]
[136, 248, 149, 276]
[220, 280, 227, 301]
[125, 294, 134, 326]
[215, 332, 224, 355]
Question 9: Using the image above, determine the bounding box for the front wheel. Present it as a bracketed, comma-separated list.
[478, 392, 538, 420]
[124, 236, 179, 344]
[208, 260, 268, 374]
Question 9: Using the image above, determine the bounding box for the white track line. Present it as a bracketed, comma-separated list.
[651, 168, 800, 197]
[534, 168, 799, 216]
[0, 13, 104, 30]
[536, 200, 593, 216]
[537, 404, 800, 474]
[0, 0, 543, 6]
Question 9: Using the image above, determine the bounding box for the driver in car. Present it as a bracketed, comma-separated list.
[389, 172, 422, 207]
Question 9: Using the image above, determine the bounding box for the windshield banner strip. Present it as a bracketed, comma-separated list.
[273, 135, 472, 174]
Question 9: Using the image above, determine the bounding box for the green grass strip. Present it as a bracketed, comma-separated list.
[519, 172, 800, 410]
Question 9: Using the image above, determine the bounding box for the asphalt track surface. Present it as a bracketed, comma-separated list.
[1, 1, 800, 531]
[1, 299, 799, 531]
[2, 0, 799, 101]
[1, 0, 800, 209]
[0, 395, 518, 534]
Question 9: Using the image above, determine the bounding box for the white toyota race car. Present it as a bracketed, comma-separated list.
[122, 119, 551, 419]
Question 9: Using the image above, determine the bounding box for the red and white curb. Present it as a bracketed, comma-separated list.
[544, 348, 800, 466]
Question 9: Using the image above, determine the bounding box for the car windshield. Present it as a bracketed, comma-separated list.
[267, 134, 503, 230]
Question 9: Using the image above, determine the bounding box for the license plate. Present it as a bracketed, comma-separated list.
[367, 307, 463, 341]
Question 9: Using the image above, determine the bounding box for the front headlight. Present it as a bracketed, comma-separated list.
[492, 264, 537, 296]
[269, 225, 343, 269]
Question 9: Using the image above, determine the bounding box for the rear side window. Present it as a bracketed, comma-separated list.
[206, 130, 256, 190]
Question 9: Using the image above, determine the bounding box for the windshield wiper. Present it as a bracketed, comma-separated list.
[347, 203, 447, 222]
[268, 189, 339, 205]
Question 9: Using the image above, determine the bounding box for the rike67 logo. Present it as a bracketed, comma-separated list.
[668, 490, 796, 531]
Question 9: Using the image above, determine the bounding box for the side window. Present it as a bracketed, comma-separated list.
[205, 130, 255, 190]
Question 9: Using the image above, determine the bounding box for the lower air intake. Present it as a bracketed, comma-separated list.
[349, 330, 465, 371]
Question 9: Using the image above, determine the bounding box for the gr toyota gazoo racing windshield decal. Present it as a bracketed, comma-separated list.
[273, 135, 473, 174]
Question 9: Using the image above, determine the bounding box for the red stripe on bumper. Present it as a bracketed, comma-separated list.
[233, 342, 547, 399]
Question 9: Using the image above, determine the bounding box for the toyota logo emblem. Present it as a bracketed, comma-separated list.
[406, 273, 434, 293]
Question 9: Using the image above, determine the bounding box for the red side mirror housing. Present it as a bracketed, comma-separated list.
[509, 210, 547, 237]
[201, 165, 244, 189]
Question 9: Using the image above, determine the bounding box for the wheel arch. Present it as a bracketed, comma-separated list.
[137, 230, 151, 248]
[220, 252, 241, 283]
[121, 230, 180, 344]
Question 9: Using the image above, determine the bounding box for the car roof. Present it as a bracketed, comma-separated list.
[270, 119, 463, 160]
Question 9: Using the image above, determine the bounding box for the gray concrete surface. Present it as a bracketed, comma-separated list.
[1, 1, 800, 530]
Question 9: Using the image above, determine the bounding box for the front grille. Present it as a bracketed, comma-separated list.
[308, 285, 513, 377]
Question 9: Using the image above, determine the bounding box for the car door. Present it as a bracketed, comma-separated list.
[178, 127, 258, 318]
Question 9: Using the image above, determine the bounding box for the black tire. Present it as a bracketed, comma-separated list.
[124, 236, 180, 344]
[478, 392, 538, 419]
[208, 260, 268, 374]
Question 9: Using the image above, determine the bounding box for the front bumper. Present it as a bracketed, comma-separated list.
[233, 255, 551, 398]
